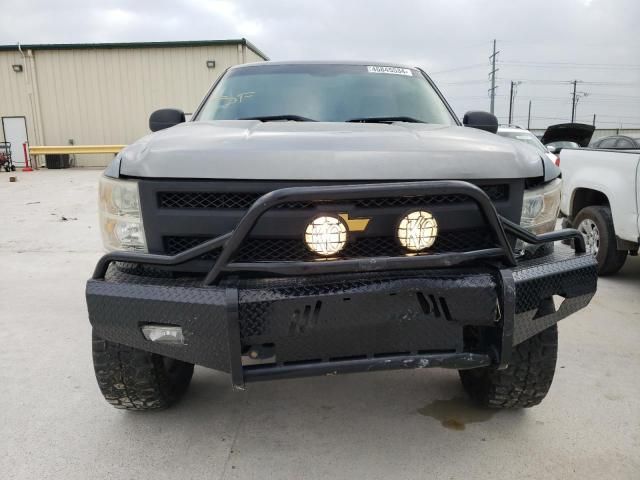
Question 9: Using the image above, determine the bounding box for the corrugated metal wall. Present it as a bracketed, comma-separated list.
[0, 42, 265, 167]
[244, 45, 265, 64]
[0, 51, 37, 145]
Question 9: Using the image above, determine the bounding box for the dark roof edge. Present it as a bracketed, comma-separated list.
[242, 39, 269, 61]
[0, 38, 269, 60]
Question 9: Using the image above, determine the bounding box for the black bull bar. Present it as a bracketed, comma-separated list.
[88, 181, 592, 388]
[92, 180, 586, 283]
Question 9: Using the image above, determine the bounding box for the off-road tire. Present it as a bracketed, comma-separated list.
[574, 206, 627, 275]
[459, 324, 558, 409]
[92, 332, 194, 411]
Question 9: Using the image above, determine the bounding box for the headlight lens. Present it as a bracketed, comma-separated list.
[99, 176, 147, 251]
[398, 210, 438, 252]
[520, 178, 562, 234]
[305, 215, 347, 256]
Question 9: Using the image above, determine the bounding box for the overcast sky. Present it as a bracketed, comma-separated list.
[4, 0, 639, 129]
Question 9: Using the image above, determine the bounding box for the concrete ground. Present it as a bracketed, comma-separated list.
[1, 169, 639, 480]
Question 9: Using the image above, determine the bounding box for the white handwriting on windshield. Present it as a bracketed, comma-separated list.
[219, 92, 255, 108]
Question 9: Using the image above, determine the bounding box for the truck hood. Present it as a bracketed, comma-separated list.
[541, 123, 595, 147]
[118, 121, 545, 180]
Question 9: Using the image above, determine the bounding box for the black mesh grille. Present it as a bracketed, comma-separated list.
[164, 229, 495, 263]
[158, 184, 508, 210]
[159, 191, 312, 210]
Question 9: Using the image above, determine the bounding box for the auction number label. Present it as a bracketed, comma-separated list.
[367, 66, 413, 76]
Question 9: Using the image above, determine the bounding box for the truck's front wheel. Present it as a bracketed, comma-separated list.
[459, 324, 558, 409]
[92, 332, 194, 411]
[574, 206, 627, 275]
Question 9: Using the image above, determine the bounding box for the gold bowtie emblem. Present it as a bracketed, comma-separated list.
[339, 213, 371, 232]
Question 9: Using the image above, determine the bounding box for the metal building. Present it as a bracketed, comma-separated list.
[0, 39, 268, 167]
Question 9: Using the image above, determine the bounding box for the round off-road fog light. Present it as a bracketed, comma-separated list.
[397, 210, 438, 252]
[305, 215, 348, 256]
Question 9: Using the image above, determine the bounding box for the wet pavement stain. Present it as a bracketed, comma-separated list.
[604, 393, 624, 401]
[418, 397, 496, 430]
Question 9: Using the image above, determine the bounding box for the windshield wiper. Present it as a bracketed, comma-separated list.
[346, 116, 426, 124]
[239, 115, 317, 122]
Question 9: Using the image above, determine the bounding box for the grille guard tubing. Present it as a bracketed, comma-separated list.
[92, 180, 586, 286]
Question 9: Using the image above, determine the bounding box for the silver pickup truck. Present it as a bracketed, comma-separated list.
[86, 61, 597, 412]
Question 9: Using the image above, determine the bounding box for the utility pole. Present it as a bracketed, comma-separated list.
[571, 91, 588, 123]
[508, 81, 521, 124]
[508, 81, 514, 124]
[488, 39, 499, 115]
[592, 114, 596, 127]
[571, 80, 577, 122]
[527, 100, 532, 130]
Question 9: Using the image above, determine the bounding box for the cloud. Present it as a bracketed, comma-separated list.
[102, 7, 135, 24]
[188, 0, 264, 36]
[2, 0, 638, 128]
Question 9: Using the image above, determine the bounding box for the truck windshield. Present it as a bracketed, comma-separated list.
[196, 64, 456, 125]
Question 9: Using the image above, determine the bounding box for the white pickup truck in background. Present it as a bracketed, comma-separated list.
[559, 148, 640, 275]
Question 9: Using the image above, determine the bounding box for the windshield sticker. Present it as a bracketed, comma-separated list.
[367, 66, 413, 76]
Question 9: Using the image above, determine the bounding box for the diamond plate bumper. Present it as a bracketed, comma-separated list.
[86, 248, 596, 386]
[87, 181, 597, 386]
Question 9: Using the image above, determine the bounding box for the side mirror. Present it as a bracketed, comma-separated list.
[547, 145, 559, 154]
[149, 108, 185, 132]
[462, 111, 498, 134]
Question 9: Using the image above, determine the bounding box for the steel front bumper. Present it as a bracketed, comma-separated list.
[86, 250, 596, 387]
[86, 181, 597, 387]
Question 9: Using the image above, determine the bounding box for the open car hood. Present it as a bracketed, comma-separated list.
[541, 123, 595, 147]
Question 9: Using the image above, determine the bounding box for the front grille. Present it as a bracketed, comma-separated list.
[158, 184, 508, 210]
[143, 180, 520, 269]
[159, 191, 311, 210]
[164, 229, 495, 263]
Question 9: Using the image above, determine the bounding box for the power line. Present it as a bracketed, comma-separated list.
[514, 98, 640, 104]
[439, 79, 491, 85]
[580, 81, 639, 87]
[498, 60, 640, 70]
[447, 95, 496, 99]
[450, 94, 640, 102]
[491, 78, 639, 87]
[510, 114, 640, 125]
[430, 63, 487, 75]
[501, 79, 573, 85]
[497, 39, 634, 50]
[580, 92, 640, 99]
[579, 113, 640, 120]
[582, 120, 640, 126]
[441, 78, 638, 87]
[507, 97, 640, 104]
[580, 98, 640, 103]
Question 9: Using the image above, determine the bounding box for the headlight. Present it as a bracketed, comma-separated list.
[99, 176, 147, 251]
[520, 178, 562, 235]
[305, 215, 347, 256]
